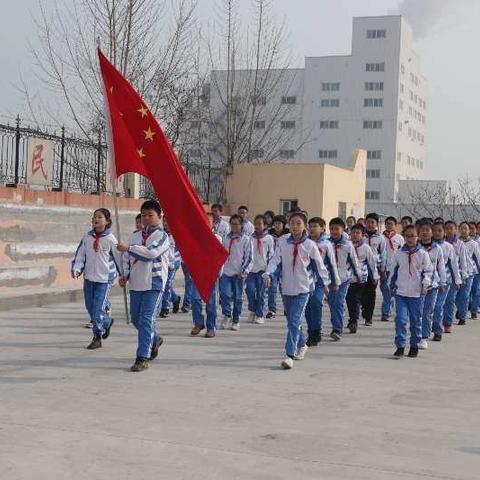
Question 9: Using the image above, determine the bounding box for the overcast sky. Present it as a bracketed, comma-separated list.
[0, 0, 479, 182]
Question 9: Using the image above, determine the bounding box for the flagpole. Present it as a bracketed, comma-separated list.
[97, 38, 130, 324]
[111, 177, 130, 325]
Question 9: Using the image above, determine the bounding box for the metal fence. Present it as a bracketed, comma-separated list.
[0, 116, 226, 203]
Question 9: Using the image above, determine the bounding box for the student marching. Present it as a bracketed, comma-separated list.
[71, 202, 480, 372]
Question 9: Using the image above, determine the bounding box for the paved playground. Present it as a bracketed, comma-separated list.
[0, 294, 479, 480]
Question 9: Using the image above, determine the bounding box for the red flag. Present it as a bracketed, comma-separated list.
[98, 49, 228, 301]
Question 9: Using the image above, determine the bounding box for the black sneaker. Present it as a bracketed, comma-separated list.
[407, 347, 419, 358]
[381, 316, 389, 322]
[181, 306, 190, 313]
[455, 311, 460, 320]
[432, 334, 442, 342]
[172, 297, 181, 313]
[347, 323, 357, 334]
[159, 309, 169, 318]
[130, 358, 149, 372]
[266, 311, 276, 319]
[87, 336, 102, 350]
[149, 337, 164, 361]
[102, 318, 114, 340]
[306, 331, 320, 347]
[458, 320, 466, 326]
[364, 319, 373, 326]
[471, 312, 478, 320]
[393, 347, 405, 357]
[330, 330, 341, 341]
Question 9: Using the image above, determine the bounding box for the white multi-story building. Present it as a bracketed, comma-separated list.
[203, 15, 427, 208]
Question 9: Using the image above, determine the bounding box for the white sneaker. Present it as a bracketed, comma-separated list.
[230, 323, 240, 331]
[295, 345, 308, 360]
[220, 316, 231, 329]
[253, 316, 265, 325]
[281, 357, 294, 369]
[418, 339, 428, 350]
[248, 312, 256, 323]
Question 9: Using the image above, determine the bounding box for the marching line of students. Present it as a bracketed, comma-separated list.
[72, 201, 480, 372]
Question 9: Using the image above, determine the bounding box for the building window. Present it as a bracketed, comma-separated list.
[251, 148, 264, 159]
[401, 64, 405, 74]
[400, 83, 404, 94]
[280, 199, 298, 214]
[398, 121, 403, 132]
[279, 149, 295, 160]
[280, 120, 296, 129]
[366, 62, 385, 72]
[365, 191, 380, 200]
[254, 120, 265, 129]
[281, 96, 297, 105]
[251, 95, 266, 106]
[365, 82, 384, 91]
[320, 120, 339, 129]
[338, 202, 347, 220]
[319, 150, 338, 159]
[321, 98, 340, 107]
[364, 98, 383, 107]
[397, 152, 401, 162]
[367, 150, 382, 160]
[366, 169, 381, 178]
[363, 120, 382, 129]
[366, 29, 386, 39]
[321, 82, 340, 91]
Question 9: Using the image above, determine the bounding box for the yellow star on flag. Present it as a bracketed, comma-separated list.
[144, 127, 155, 141]
[137, 147, 146, 158]
[138, 105, 148, 118]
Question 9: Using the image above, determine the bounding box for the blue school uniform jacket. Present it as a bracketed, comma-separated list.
[352, 241, 379, 284]
[436, 239, 462, 286]
[390, 245, 433, 298]
[71, 228, 120, 284]
[222, 232, 253, 277]
[328, 235, 362, 284]
[365, 230, 387, 273]
[265, 232, 330, 295]
[124, 226, 170, 291]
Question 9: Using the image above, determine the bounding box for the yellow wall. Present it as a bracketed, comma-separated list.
[225, 149, 366, 219]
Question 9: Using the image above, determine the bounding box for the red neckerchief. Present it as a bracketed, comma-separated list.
[383, 230, 396, 250]
[92, 232, 102, 252]
[292, 237, 304, 270]
[133, 227, 155, 265]
[407, 247, 416, 276]
[141, 230, 151, 246]
[228, 234, 240, 255]
[256, 237, 262, 255]
[353, 242, 361, 258]
[254, 231, 265, 255]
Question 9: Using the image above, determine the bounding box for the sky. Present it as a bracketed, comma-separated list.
[0, 0, 479, 182]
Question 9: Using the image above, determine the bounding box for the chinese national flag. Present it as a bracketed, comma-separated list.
[98, 49, 228, 301]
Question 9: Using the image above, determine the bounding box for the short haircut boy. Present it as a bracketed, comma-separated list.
[238, 205, 249, 212]
[309, 217, 326, 228]
[211, 203, 223, 211]
[351, 223, 366, 234]
[329, 217, 346, 228]
[385, 216, 397, 224]
[365, 212, 379, 223]
[141, 200, 162, 216]
[254, 214, 266, 223]
[230, 214, 244, 224]
[272, 215, 287, 225]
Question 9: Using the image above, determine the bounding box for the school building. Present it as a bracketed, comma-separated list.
[225, 149, 366, 220]
[206, 15, 427, 210]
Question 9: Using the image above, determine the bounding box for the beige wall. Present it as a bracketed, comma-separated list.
[225, 149, 366, 219]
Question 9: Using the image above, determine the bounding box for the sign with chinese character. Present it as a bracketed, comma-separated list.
[26, 137, 54, 186]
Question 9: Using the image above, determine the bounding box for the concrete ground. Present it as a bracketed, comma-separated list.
[1, 293, 479, 480]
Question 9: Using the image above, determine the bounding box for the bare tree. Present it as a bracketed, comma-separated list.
[23, 0, 199, 145]
[200, 0, 309, 168]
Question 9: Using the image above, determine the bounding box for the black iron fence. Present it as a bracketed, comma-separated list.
[0, 116, 226, 203]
